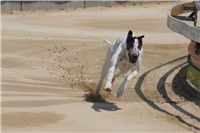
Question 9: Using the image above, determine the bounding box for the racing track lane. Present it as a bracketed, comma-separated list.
[134, 55, 200, 131]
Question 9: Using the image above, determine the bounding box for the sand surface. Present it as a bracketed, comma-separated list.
[1, 2, 200, 132]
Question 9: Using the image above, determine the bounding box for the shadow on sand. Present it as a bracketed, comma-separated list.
[172, 65, 200, 107]
[91, 101, 121, 112]
[134, 55, 200, 131]
[84, 93, 121, 112]
[157, 63, 200, 122]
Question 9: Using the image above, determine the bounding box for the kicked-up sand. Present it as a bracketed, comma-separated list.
[1, 2, 200, 132]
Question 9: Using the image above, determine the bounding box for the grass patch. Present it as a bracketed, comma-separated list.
[186, 66, 200, 90]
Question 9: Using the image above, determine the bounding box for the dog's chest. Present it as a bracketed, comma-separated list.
[117, 56, 136, 72]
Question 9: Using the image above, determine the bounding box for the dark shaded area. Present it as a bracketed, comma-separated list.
[197, 42, 200, 55]
[172, 65, 200, 107]
[157, 62, 200, 123]
[91, 101, 121, 112]
[134, 55, 200, 131]
[85, 92, 121, 112]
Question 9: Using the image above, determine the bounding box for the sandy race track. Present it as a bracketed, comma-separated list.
[2, 2, 200, 132]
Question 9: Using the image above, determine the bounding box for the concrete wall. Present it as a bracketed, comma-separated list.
[1, 1, 122, 13]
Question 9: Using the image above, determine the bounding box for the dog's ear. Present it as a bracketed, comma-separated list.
[137, 35, 144, 50]
[137, 35, 144, 39]
[127, 30, 133, 37]
[126, 37, 135, 50]
[126, 30, 133, 50]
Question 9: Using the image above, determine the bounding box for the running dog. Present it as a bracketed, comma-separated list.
[95, 30, 144, 96]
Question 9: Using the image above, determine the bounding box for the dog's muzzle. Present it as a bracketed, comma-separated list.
[128, 52, 138, 64]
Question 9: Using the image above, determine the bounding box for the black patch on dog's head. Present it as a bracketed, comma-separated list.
[128, 30, 132, 36]
[126, 30, 145, 64]
[126, 30, 135, 50]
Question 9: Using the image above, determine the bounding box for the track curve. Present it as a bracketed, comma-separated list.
[134, 56, 200, 131]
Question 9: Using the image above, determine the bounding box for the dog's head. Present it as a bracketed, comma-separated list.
[126, 30, 144, 64]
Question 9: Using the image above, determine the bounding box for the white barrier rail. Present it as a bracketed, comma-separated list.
[167, 2, 200, 71]
[167, 2, 200, 43]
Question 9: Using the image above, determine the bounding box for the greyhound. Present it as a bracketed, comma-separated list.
[95, 30, 144, 97]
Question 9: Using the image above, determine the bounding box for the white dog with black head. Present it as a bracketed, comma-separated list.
[95, 30, 144, 97]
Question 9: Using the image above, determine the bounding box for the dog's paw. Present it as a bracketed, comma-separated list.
[103, 87, 112, 94]
[117, 87, 124, 97]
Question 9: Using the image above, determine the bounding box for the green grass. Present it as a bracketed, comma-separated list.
[186, 66, 200, 90]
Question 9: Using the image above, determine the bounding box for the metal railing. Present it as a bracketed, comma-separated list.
[167, 2, 200, 71]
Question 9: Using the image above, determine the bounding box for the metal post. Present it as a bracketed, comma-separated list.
[194, 7, 197, 26]
[20, 1, 22, 11]
[83, 1, 86, 8]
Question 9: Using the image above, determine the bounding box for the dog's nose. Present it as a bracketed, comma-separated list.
[133, 53, 137, 56]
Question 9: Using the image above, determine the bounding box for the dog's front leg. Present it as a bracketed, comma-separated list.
[104, 46, 122, 93]
[104, 65, 115, 92]
[117, 69, 138, 97]
[95, 46, 113, 95]
[117, 59, 141, 96]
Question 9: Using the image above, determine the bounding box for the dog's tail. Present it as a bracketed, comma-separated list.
[103, 39, 113, 46]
